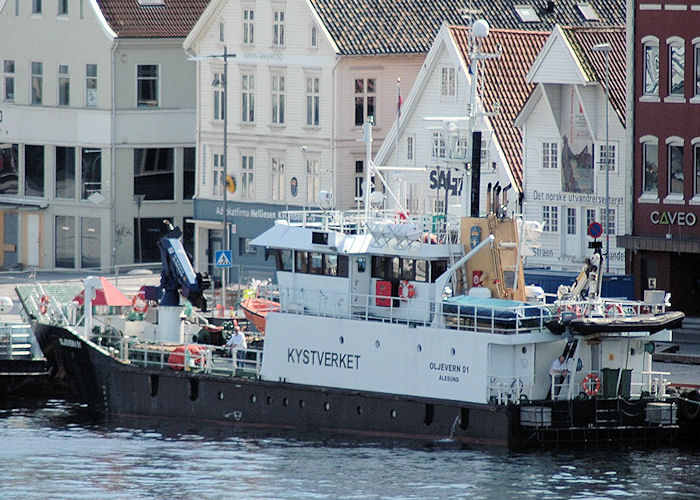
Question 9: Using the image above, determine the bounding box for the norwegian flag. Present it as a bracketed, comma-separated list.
[397, 77, 402, 119]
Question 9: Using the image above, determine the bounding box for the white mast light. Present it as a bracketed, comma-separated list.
[472, 19, 489, 39]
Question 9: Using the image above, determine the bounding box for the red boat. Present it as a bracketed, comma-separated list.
[240, 297, 280, 333]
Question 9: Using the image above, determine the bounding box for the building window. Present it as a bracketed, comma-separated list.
[241, 73, 254, 123]
[600, 208, 615, 236]
[514, 5, 540, 22]
[566, 207, 576, 235]
[55, 216, 75, 268]
[213, 153, 224, 197]
[86, 63, 97, 107]
[239, 237, 256, 255]
[354, 78, 376, 126]
[433, 198, 445, 214]
[3, 60, 14, 101]
[271, 74, 285, 125]
[243, 9, 254, 44]
[306, 77, 319, 126]
[137, 64, 158, 107]
[32, 0, 42, 14]
[0, 143, 19, 195]
[219, 21, 225, 43]
[454, 136, 469, 160]
[643, 40, 659, 97]
[406, 135, 415, 162]
[598, 143, 616, 171]
[272, 10, 285, 46]
[695, 44, 700, 98]
[694, 143, 700, 197]
[241, 154, 254, 199]
[669, 40, 685, 97]
[183, 147, 195, 200]
[58, 0, 68, 15]
[586, 208, 596, 228]
[642, 140, 658, 194]
[311, 26, 318, 48]
[25, 145, 45, 197]
[31, 62, 43, 105]
[134, 148, 174, 200]
[440, 67, 456, 98]
[55, 146, 75, 199]
[81, 217, 100, 269]
[542, 142, 558, 168]
[58, 64, 70, 106]
[542, 205, 558, 232]
[307, 158, 319, 204]
[81, 148, 101, 200]
[271, 156, 285, 201]
[668, 141, 684, 195]
[213, 72, 225, 121]
[432, 132, 446, 158]
[355, 161, 364, 201]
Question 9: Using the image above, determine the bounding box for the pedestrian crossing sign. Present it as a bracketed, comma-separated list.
[215, 250, 232, 268]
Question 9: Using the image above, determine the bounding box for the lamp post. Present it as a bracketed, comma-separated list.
[593, 42, 611, 273]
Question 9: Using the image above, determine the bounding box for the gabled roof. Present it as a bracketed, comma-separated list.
[450, 26, 549, 192]
[96, 0, 210, 39]
[307, 0, 624, 55]
[560, 25, 626, 127]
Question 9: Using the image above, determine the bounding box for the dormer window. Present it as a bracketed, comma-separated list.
[514, 5, 540, 22]
[137, 0, 165, 5]
[576, 2, 599, 21]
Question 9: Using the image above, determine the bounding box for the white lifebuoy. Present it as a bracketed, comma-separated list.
[39, 294, 50, 315]
[605, 303, 624, 317]
[399, 280, 415, 302]
[132, 293, 149, 314]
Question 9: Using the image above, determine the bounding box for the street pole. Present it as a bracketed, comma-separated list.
[593, 43, 611, 274]
[222, 46, 229, 315]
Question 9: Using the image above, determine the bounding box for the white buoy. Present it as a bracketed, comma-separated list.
[0, 296, 13, 314]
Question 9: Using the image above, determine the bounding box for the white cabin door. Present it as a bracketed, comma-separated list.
[350, 256, 370, 310]
[564, 207, 577, 257]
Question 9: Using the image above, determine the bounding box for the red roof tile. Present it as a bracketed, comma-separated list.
[97, 0, 210, 38]
[450, 26, 549, 192]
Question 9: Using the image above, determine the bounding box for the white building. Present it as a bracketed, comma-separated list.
[516, 25, 627, 274]
[0, 0, 208, 270]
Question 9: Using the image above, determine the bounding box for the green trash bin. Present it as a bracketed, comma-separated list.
[619, 369, 632, 398]
[601, 368, 619, 398]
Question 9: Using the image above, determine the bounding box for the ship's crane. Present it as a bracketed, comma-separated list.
[158, 221, 210, 312]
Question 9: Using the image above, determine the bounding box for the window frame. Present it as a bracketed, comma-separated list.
[136, 64, 159, 108]
[306, 76, 320, 127]
[272, 10, 285, 47]
[642, 37, 659, 98]
[3, 60, 14, 101]
[213, 72, 225, 121]
[58, 64, 70, 106]
[542, 205, 559, 232]
[241, 153, 254, 199]
[542, 141, 559, 169]
[598, 142, 616, 172]
[242, 8, 254, 45]
[693, 139, 700, 197]
[640, 136, 659, 196]
[31, 61, 43, 105]
[667, 137, 684, 197]
[213, 152, 224, 197]
[58, 0, 68, 16]
[306, 157, 320, 204]
[440, 67, 456, 99]
[354, 77, 376, 127]
[241, 72, 255, 123]
[271, 155, 285, 201]
[667, 37, 685, 98]
[85, 63, 97, 107]
[271, 73, 285, 125]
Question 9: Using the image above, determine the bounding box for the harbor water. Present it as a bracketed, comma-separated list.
[2, 399, 700, 499]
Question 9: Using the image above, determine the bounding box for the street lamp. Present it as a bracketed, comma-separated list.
[593, 42, 611, 273]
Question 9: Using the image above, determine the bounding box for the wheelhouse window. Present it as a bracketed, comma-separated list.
[137, 64, 158, 107]
[642, 38, 659, 97]
[24, 145, 44, 197]
[0, 143, 19, 195]
[668, 39, 685, 97]
[354, 78, 375, 126]
[371, 256, 430, 282]
[275, 249, 292, 271]
[134, 148, 174, 200]
[668, 139, 684, 195]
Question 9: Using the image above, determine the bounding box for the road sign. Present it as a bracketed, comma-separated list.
[588, 221, 603, 239]
[215, 250, 232, 268]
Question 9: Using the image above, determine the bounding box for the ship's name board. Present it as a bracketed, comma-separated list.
[531, 190, 624, 207]
[429, 361, 468, 383]
[287, 347, 360, 370]
[59, 337, 81, 349]
[650, 211, 697, 226]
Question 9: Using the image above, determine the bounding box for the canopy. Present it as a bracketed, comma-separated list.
[73, 277, 132, 307]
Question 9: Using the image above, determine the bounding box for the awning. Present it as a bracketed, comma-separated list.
[73, 277, 132, 307]
[0, 197, 48, 209]
[616, 234, 700, 254]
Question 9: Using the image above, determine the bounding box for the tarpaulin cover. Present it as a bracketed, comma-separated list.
[442, 295, 553, 327]
[73, 277, 132, 307]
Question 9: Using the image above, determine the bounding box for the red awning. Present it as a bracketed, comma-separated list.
[73, 277, 132, 307]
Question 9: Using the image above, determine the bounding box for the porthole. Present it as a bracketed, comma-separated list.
[250, 394, 256, 404]
[450, 347, 456, 356]
[375, 340, 381, 348]
[266, 396, 272, 405]
[218, 392, 224, 400]
[324, 402, 331, 411]
[299, 400, 305, 409]
[339, 336, 344, 344]
[390, 409, 397, 419]
[357, 405, 363, 415]
[283, 397, 289, 407]
[521, 346, 527, 354]
[417, 344, 422, 352]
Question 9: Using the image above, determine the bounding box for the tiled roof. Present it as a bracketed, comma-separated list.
[97, 0, 210, 38]
[561, 26, 626, 127]
[309, 0, 624, 55]
[450, 26, 549, 192]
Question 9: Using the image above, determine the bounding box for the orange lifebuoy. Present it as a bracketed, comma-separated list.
[132, 292, 149, 314]
[605, 303, 624, 318]
[399, 280, 415, 301]
[39, 295, 50, 315]
[582, 373, 601, 396]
